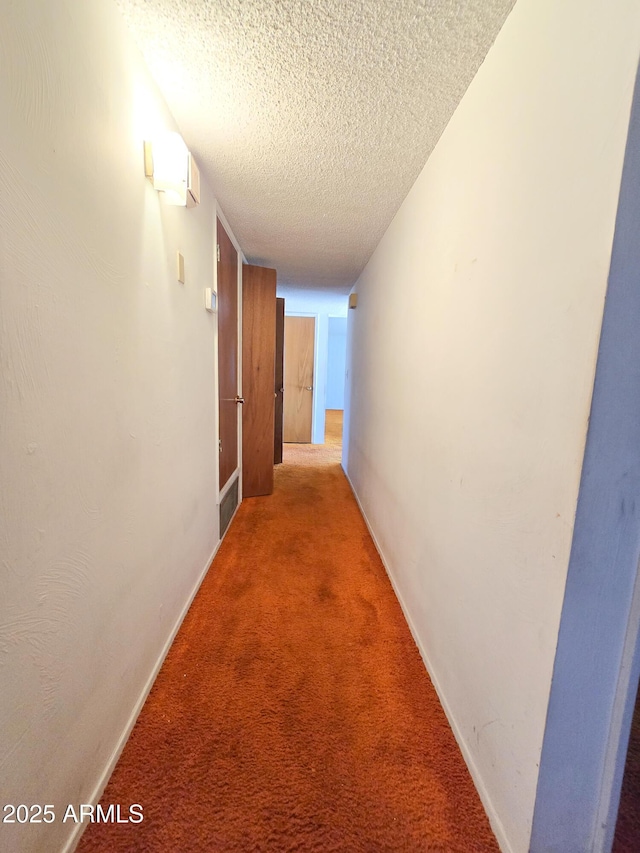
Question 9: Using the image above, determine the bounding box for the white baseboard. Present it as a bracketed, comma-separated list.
[343, 470, 515, 853]
[62, 538, 223, 853]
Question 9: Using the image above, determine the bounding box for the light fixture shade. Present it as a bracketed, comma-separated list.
[187, 153, 200, 207]
[149, 132, 189, 206]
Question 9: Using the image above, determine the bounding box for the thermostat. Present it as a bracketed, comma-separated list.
[204, 288, 217, 312]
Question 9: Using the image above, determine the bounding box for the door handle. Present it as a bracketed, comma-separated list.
[234, 396, 245, 404]
[305, 386, 313, 391]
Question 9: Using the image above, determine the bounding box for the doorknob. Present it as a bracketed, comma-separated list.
[234, 396, 245, 404]
[305, 386, 313, 391]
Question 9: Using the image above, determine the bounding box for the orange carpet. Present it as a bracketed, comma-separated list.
[324, 409, 343, 446]
[78, 411, 499, 852]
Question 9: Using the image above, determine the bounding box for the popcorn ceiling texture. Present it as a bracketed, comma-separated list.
[116, 0, 515, 292]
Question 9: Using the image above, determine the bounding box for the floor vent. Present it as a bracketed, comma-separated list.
[219, 478, 239, 538]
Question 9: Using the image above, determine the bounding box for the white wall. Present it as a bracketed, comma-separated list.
[326, 317, 348, 410]
[278, 286, 348, 442]
[0, 2, 235, 850]
[343, 1, 640, 851]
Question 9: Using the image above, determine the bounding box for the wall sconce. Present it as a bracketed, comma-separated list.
[144, 132, 200, 207]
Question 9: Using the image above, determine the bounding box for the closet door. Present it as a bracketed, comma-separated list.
[283, 316, 314, 443]
[242, 265, 276, 496]
[217, 217, 239, 494]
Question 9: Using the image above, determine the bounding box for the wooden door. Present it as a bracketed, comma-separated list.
[217, 217, 239, 492]
[242, 265, 276, 497]
[283, 316, 315, 443]
[274, 298, 285, 464]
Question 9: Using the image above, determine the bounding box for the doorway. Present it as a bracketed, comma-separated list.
[529, 64, 640, 853]
[216, 216, 241, 534]
[324, 409, 343, 449]
[325, 315, 348, 448]
[283, 315, 315, 443]
[613, 677, 640, 851]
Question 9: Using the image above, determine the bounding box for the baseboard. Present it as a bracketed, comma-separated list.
[62, 538, 223, 853]
[343, 470, 515, 853]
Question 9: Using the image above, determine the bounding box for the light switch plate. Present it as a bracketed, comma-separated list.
[177, 252, 185, 283]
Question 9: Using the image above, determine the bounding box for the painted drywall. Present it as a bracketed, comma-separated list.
[278, 286, 347, 443]
[0, 2, 237, 850]
[343, 1, 640, 851]
[326, 317, 347, 410]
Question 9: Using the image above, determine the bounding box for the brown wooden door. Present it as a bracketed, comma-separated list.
[274, 298, 285, 464]
[242, 265, 276, 497]
[217, 217, 239, 492]
[283, 316, 315, 443]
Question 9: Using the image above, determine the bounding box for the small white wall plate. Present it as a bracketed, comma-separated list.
[204, 288, 217, 312]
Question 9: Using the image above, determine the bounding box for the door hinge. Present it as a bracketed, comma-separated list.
[216, 244, 220, 263]
[218, 439, 223, 453]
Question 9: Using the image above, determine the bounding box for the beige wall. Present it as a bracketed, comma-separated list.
[0, 2, 236, 850]
[343, 1, 640, 851]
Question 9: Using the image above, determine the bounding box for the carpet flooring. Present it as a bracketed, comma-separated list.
[613, 681, 640, 852]
[77, 411, 499, 852]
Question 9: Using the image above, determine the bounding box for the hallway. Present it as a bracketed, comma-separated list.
[77, 418, 498, 852]
[4, 3, 640, 851]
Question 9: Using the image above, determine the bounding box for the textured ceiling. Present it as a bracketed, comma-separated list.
[117, 0, 515, 293]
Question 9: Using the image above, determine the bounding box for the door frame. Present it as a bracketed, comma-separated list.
[530, 65, 640, 853]
[596, 590, 640, 852]
[284, 311, 322, 443]
[214, 205, 245, 512]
